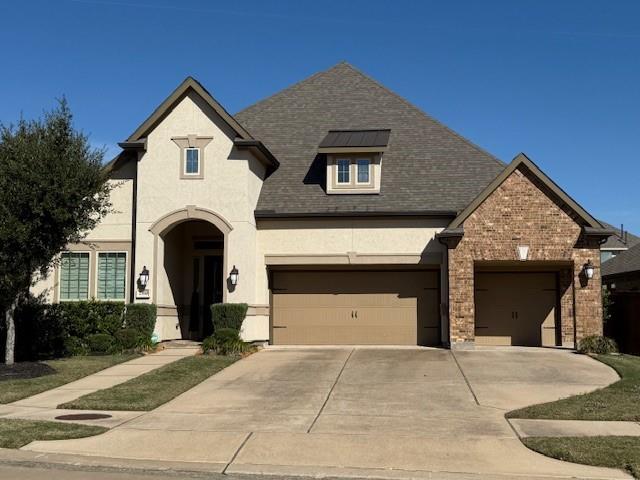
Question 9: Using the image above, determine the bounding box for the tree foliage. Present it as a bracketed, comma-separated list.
[0, 99, 111, 363]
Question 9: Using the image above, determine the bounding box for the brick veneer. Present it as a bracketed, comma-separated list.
[447, 165, 602, 347]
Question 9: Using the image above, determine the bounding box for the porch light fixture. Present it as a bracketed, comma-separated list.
[516, 245, 529, 261]
[229, 265, 239, 286]
[583, 260, 595, 280]
[138, 266, 150, 289]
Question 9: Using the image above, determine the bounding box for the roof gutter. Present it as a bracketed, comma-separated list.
[255, 210, 457, 219]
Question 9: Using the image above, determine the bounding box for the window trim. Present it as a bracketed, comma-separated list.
[95, 251, 128, 301]
[58, 251, 91, 302]
[183, 147, 201, 176]
[336, 158, 351, 185]
[355, 158, 371, 185]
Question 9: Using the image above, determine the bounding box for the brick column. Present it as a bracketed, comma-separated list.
[572, 247, 603, 341]
[448, 249, 475, 345]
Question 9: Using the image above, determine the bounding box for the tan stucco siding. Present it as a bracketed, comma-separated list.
[255, 218, 447, 305]
[88, 177, 134, 240]
[131, 91, 267, 340]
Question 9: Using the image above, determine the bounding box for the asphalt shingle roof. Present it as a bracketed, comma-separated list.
[235, 62, 505, 216]
[602, 242, 640, 277]
[599, 221, 640, 250]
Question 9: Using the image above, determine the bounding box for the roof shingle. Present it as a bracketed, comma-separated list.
[235, 62, 505, 216]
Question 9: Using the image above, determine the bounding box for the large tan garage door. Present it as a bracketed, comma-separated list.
[271, 270, 439, 345]
[475, 272, 558, 347]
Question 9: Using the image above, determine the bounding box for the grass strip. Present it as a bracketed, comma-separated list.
[59, 354, 238, 411]
[524, 436, 640, 478]
[507, 354, 640, 421]
[0, 354, 140, 404]
[0, 418, 107, 449]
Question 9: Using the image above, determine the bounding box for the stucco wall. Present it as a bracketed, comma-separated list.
[447, 166, 602, 346]
[131, 91, 267, 340]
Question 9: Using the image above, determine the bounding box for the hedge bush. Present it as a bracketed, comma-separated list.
[0, 296, 157, 362]
[578, 335, 618, 355]
[202, 327, 253, 356]
[210, 303, 248, 333]
[115, 328, 139, 350]
[87, 333, 115, 354]
[125, 304, 157, 341]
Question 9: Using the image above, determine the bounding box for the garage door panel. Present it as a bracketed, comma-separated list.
[272, 270, 439, 346]
[475, 272, 558, 347]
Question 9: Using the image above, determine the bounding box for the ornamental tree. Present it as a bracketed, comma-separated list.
[0, 100, 111, 364]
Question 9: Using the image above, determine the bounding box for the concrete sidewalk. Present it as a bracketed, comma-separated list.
[510, 418, 640, 437]
[0, 345, 200, 414]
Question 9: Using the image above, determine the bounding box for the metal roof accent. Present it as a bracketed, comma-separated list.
[319, 129, 390, 148]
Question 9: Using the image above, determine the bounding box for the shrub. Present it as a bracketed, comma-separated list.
[210, 303, 248, 333]
[202, 327, 254, 356]
[115, 328, 140, 350]
[125, 304, 157, 340]
[578, 335, 618, 355]
[59, 301, 125, 338]
[64, 336, 88, 356]
[87, 333, 115, 354]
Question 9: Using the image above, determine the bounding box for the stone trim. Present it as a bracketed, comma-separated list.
[171, 135, 213, 180]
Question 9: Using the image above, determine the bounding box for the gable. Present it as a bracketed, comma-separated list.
[127, 77, 253, 142]
[449, 153, 604, 231]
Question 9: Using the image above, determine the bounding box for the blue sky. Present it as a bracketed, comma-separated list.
[1, 0, 638, 232]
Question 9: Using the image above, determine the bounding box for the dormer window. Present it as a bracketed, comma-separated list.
[337, 158, 351, 184]
[319, 129, 390, 194]
[185, 148, 200, 175]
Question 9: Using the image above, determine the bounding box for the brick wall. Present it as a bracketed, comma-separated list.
[447, 165, 602, 346]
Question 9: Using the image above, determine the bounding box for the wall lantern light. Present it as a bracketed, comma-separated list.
[230, 265, 239, 286]
[516, 245, 529, 261]
[583, 260, 595, 280]
[138, 266, 150, 289]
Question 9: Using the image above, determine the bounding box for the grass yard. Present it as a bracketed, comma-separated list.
[524, 436, 640, 478]
[0, 354, 139, 404]
[60, 354, 238, 411]
[507, 354, 640, 421]
[0, 418, 107, 449]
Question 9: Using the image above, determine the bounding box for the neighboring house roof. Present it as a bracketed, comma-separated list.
[235, 62, 505, 216]
[599, 221, 640, 250]
[447, 153, 607, 232]
[602, 242, 640, 277]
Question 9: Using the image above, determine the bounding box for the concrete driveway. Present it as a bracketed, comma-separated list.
[25, 347, 627, 479]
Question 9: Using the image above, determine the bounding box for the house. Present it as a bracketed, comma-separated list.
[602, 243, 640, 353]
[599, 222, 639, 264]
[32, 63, 612, 348]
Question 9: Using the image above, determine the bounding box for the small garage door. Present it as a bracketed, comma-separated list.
[475, 272, 558, 346]
[271, 270, 440, 345]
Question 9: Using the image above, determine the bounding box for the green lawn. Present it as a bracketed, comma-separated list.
[507, 354, 640, 421]
[0, 418, 107, 449]
[60, 354, 238, 411]
[0, 354, 139, 404]
[524, 436, 640, 478]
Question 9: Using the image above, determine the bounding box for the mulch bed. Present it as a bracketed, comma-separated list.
[0, 362, 56, 381]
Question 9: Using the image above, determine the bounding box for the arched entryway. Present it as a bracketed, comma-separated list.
[149, 206, 232, 340]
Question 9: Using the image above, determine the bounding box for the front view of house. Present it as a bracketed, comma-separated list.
[34, 63, 612, 348]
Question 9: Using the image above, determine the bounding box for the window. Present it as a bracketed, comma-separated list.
[337, 158, 350, 184]
[184, 148, 200, 175]
[60, 252, 90, 301]
[97, 252, 127, 300]
[356, 159, 370, 184]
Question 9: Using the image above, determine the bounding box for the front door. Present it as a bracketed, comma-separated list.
[202, 255, 223, 338]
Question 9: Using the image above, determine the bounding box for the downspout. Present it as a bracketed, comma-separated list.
[437, 236, 450, 348]
[129, 153, 139, 303]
